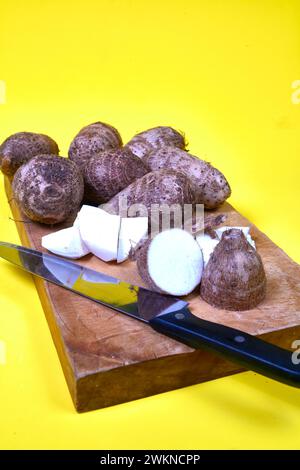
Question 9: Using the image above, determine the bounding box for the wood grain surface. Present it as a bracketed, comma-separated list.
[5, 176, 300, 412]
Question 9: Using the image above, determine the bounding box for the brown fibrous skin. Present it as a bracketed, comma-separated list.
[200, 229, 267, 311]
[12, 155, 84, 225]
[68, 121, 122, 169]
[124, 126, 186, 159]
[84, 148, 149, 204]
[103, 169, 195, 217]
[144, 146, 231, 209]
[0, 132, 59, 176]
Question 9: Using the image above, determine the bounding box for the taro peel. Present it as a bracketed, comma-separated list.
[200, 228, 266, 311]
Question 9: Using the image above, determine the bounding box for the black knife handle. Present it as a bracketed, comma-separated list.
[149, 308, 300, 388]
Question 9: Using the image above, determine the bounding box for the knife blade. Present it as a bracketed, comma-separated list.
[0, 241, 299, 389]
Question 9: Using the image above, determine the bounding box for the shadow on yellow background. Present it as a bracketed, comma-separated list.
[0, 0, 300, 449]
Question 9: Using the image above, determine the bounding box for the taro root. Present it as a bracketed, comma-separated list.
[124, 126, 186, 159]
[200, 228, 267, 311]
[68, 121, 122, 169]
[102, 169, 195, 217]
[136, 228, 203, 296]
[117, 216, 148, 263]
[144, 146, 231, 209]
[196, 233, 220, 267]
[12, 155, 84, 225]
[77, 206, 121, 262]
[42, 226, 90, 259]
[0, 132, 59, 176]
[72, 205, 148, 263]
[84, 148, 148, 204]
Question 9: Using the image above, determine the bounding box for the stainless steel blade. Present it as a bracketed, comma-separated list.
[0, 241, 188, 322]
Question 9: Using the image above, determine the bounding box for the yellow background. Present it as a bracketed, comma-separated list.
[0, 0, 300, 449]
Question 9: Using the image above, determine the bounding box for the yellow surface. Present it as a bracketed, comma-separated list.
[0, 0, 300, 450]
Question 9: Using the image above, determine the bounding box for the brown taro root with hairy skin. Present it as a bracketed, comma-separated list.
[200, 228, 267, 311]
[84, 148, 149, 204]
[102, 169, 195, 217]
[68, 121, 122, 170]
[12, 155, 84, 225]
[0, 132, 59, 177]
[124, 126, 186, 159]
[144, 146, 231, 209]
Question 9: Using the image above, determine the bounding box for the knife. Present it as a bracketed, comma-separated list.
[0, 241, 299, 388]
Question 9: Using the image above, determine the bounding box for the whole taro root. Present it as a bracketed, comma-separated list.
[124, 126, 186, 159]
[103, 169, 195, 216]
[68, 121, 122, 170]
[12, 155, 84, 225]
[200, 228, 267, 311]
[84, 148, 149, 204]
[144, 146, 231, 209]
[0, 132, 59, 176]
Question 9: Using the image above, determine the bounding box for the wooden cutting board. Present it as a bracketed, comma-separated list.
[4, 176, 300, 412]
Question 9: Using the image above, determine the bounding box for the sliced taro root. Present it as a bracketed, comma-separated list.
[117, 216, 148, 263]
[42, 226, 89, 259]
[196, 233, 219, 267]
[77, 207, 121, 262]
[136, 228, 203, 296]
